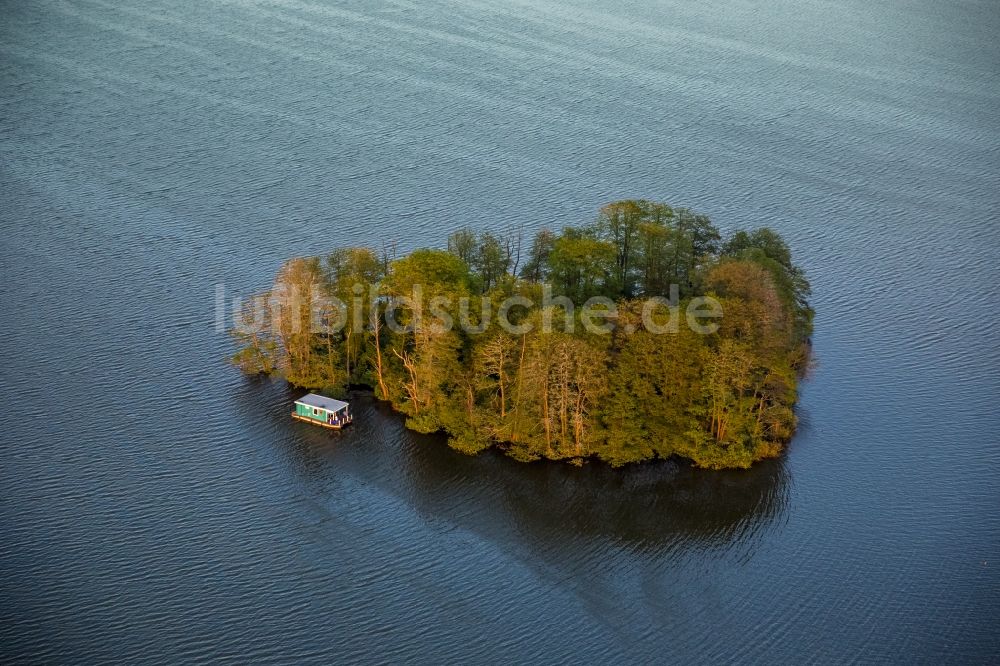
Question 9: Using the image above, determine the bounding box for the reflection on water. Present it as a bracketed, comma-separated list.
[239, 379, 789, 560]
[407, 426, 790, 556]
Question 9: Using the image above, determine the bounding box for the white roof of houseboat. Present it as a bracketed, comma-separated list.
[295, 393, 349, 412]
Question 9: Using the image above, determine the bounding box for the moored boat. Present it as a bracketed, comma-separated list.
[292, 393, 353, 429]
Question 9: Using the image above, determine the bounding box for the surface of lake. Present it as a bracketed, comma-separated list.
[2, 0, 999, 662]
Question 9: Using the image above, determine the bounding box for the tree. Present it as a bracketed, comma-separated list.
[705, 260, 789, 353]
[476, 331, 517, 419]
[598, 303, 704, 465]
[721, 227, 813, 346]
[506, 320, 609, 461]
[271, 257, 344, 391]
[636, 219, 670, 296]
[505, 224, 523, 277]
[547, 231, 617, 302]
[520, 229, 556, 283]
[667, 208, 720, 294]
[230, 291, 277, 375]
[324, 247, 384, 381]
[722, 227, 791, 268]
[368, 301, 391, 401]
[387, 248, 470, 295]
[447, 228, 477, 266]
[383, 249, 470, 431]
[474, 231, 510, 293]
[597, 199, 646, 297]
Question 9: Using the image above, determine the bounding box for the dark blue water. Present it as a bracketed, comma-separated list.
[2, 0, 999, 662]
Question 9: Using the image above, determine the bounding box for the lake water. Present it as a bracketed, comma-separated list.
[2, 0, 999, 662]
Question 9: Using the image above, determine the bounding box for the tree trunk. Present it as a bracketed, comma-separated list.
[371, 314, 389, 400]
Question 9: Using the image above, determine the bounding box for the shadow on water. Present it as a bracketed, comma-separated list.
[233, 378, 790, 561]
[407, 431, 790, 560]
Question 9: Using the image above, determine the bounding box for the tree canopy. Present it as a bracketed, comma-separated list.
[232, 200, 813, 469]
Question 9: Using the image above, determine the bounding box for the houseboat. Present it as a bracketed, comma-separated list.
[292, 393, 353, 429]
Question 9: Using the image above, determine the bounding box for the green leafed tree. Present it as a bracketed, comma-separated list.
[232, 201, 811, 470]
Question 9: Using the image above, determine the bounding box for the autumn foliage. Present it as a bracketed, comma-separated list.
[232, 201, 813, 469]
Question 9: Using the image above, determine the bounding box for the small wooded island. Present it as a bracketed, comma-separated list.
[231, 200, 813, 469]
